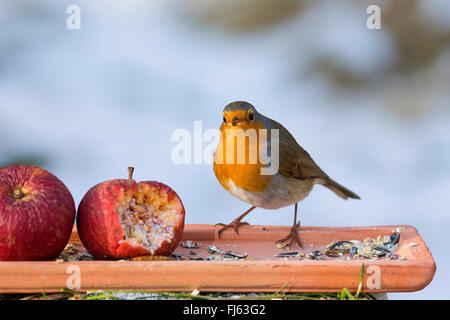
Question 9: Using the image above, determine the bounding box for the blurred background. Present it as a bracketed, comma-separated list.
[1, 0, 449, 299]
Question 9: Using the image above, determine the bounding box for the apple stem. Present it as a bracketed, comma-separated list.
[128, 167, 135, 181]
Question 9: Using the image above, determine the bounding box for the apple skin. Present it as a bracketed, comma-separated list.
[0, 164, 76, 261]
[77, 179, 185, 260]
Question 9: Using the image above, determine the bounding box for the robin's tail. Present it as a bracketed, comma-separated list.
[321, 178, 360, 200]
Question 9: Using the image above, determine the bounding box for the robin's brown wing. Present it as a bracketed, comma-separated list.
[270, 119, 328, 180]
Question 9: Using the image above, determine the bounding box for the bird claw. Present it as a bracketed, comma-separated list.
[216, 220, 249, 238]
[276, 221, 302, 249]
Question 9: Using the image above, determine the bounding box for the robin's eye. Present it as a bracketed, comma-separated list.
[248, 113, 254, 120]
[223, 116, 226, 123]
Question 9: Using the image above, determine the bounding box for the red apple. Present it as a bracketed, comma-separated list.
[77, 167, 185, 260]
[0, 164, 76, 261]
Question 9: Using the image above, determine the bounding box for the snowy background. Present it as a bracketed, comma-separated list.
[1, 0, 449, 299]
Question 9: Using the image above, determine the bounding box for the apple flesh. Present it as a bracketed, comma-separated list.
[0, 164, 76, 261]
[77, 168, 185, 260]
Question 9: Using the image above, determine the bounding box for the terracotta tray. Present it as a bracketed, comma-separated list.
[0, 224, 435, 293]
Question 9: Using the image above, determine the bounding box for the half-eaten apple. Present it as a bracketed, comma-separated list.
[77, 167, 185, 259]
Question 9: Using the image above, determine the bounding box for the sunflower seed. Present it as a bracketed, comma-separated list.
[275, 251, 300, 257]
[180, 241, 200, 249]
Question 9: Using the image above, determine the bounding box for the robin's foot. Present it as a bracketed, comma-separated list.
[276, 221, 302, 249]
[216, 219, 250, 238]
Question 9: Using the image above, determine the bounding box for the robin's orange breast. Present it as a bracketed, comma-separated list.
[213, 121, 271, 194]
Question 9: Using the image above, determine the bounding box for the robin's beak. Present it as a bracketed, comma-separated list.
[231, 117, 242, 126]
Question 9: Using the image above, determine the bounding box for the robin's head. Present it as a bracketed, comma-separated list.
[222, 101, 258, 128]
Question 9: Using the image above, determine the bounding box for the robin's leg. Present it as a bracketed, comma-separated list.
[216, 206, 256, 238]
[276, 203, 302, 248]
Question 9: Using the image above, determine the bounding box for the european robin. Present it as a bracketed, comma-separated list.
[213, 101, 360, 247]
